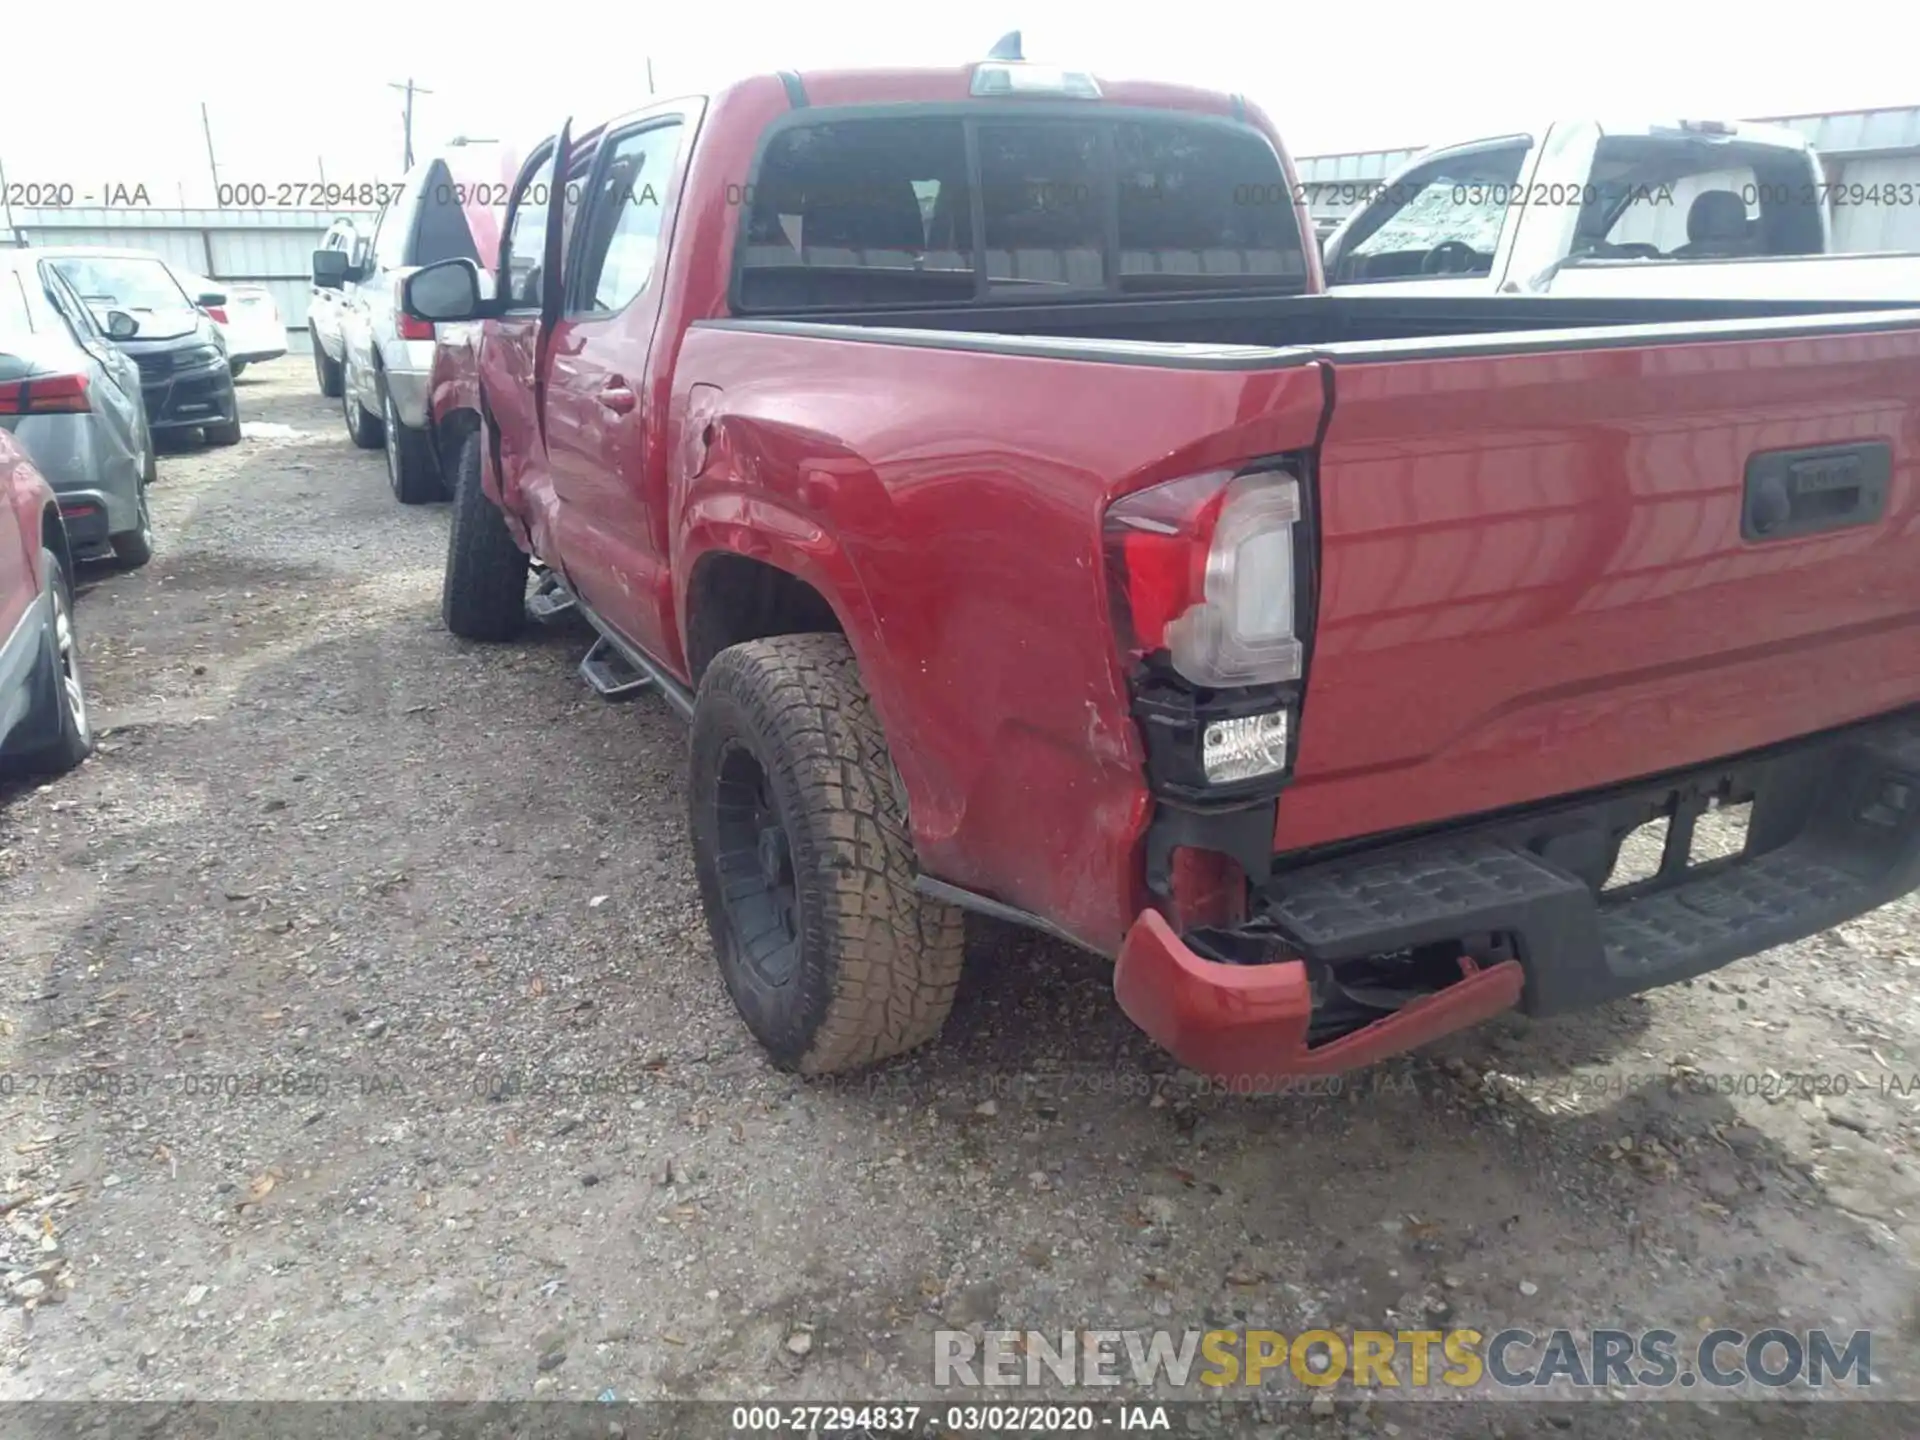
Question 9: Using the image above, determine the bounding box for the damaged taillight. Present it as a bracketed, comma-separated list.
[1104, 465, 1305, 688]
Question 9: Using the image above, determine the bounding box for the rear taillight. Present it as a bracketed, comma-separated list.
[395, 279, 434, 340]
[202, 305, 229, 324]
[0, 373, 91, 415]
[1104, 466, 1305, 689]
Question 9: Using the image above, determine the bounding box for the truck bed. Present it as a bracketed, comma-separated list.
[682, 294, 1920, 959]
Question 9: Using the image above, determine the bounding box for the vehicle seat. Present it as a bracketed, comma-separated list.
[1669, 190, 1759, 259]
[801, 180, 927, 267]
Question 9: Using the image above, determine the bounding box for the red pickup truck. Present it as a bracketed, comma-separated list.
[404, 51, 1920, 1086]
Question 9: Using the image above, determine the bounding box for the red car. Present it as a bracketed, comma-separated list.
[0, 430, 92, 778]
[405, 47, 1920, 1085]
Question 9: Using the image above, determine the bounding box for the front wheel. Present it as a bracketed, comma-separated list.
[228, 360, 248, 379]
[441, 431, 528, 641]
[690, 634, 964, 1075]
[313, 333, 344, 398]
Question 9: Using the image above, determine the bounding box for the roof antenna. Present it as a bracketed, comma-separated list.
[986, 30, 1023, 61]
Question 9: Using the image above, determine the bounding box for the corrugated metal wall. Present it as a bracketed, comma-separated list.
[2, 207, 378, 330]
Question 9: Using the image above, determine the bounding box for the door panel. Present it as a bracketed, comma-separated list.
[542, 118, 687, 660]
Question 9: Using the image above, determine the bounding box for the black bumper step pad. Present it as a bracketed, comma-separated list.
[1257, 715, 1920, 1016]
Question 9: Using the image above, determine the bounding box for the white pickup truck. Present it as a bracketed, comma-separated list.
[1321, 119, 1920, 298]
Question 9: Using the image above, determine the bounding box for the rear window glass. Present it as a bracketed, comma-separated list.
[736, 113, 1307, 313]
[414, 160, 484, 268]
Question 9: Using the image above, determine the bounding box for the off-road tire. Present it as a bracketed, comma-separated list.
[690, 634, 964, 1074]
[4, 547, 92, 778]
[441, 431, 527, 641]
[313, 333, 344, 398]
[383, 383, 440, 504]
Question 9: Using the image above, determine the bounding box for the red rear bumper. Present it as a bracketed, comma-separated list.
[1112, 909, 1525, 1086]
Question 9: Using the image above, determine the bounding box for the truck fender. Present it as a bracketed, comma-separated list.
[674, 497, 934, 821]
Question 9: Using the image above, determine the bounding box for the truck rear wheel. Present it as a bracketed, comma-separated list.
[690, 634, 964, 1074]
[441, 431, 527, 641]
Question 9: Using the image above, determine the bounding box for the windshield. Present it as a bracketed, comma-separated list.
[47, 256, 190, 310]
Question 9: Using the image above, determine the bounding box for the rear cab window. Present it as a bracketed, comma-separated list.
[733, 108, 1310, 313]
[1579, 135, 1825, 261]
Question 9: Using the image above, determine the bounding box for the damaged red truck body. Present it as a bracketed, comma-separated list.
[408, 56, 1920, 1087]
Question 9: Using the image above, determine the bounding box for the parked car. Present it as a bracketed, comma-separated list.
[177, 269, 287, 376]
[0, 250, 157, 568]
[310, 144, 511, 504]
[403, 55, 1920, 1087]
[34, 248, 241, 448]
[0, 430, 92, 778]
[308, 216, 364, 399]
[1323, 118, 1920, 297]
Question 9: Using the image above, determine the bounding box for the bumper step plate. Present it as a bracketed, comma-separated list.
[1257, 716, 1920, 1016]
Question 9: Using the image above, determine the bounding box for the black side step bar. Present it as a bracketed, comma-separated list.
[527, 570, 578, 623]
[540, 575, 696, 720]
[579, 637, 655, 701]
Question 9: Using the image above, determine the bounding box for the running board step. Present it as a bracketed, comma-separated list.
[579, 637, 655, 701]
[527, 573, 577, 622]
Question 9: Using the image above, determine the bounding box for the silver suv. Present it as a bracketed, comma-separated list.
[307, 216, 363, 398]
[310, 145, 508, 504]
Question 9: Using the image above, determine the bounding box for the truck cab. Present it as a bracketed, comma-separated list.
[1321, 119, 1917, 298]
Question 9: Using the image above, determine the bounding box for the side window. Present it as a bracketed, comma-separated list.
[501, 142, 592, 309]
[0, 273, 32, 337]
[502, 151, 558, 308]
[570, 122, 685, 313]
[35, 264, 100, 345]
[370, 193, 414, 272]
[1329, 143, 1530, 283]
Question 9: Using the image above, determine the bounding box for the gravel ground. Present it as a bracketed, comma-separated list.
[3, 357, 1920, 1436]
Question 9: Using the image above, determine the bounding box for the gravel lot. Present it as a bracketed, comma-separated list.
[3, 357, 1920, 1435]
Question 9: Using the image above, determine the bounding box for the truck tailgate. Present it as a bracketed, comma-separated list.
[1278, 322, 1920, 853]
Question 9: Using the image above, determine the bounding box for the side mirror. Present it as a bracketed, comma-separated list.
[105, 310, 140, 340]
[402, 258, 483, 323]
[196, 289, 228, 308]
[311, 248, 350, 289]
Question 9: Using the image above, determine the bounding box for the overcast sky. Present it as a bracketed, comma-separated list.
[6, 1, 1916, 206]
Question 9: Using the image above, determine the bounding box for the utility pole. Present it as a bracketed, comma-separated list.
[201, 101, 221, 202]
[646, 58, 655, 96]
[0, 154, 20, 246]
[388, 79, 434, 171]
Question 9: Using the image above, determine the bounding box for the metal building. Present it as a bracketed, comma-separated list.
[1293, 104, 1920, 251]
[1, 206, 377, 331]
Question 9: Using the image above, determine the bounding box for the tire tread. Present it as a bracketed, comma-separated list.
[693, 634, 963, 1074]
[441, 432, 528, 641]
